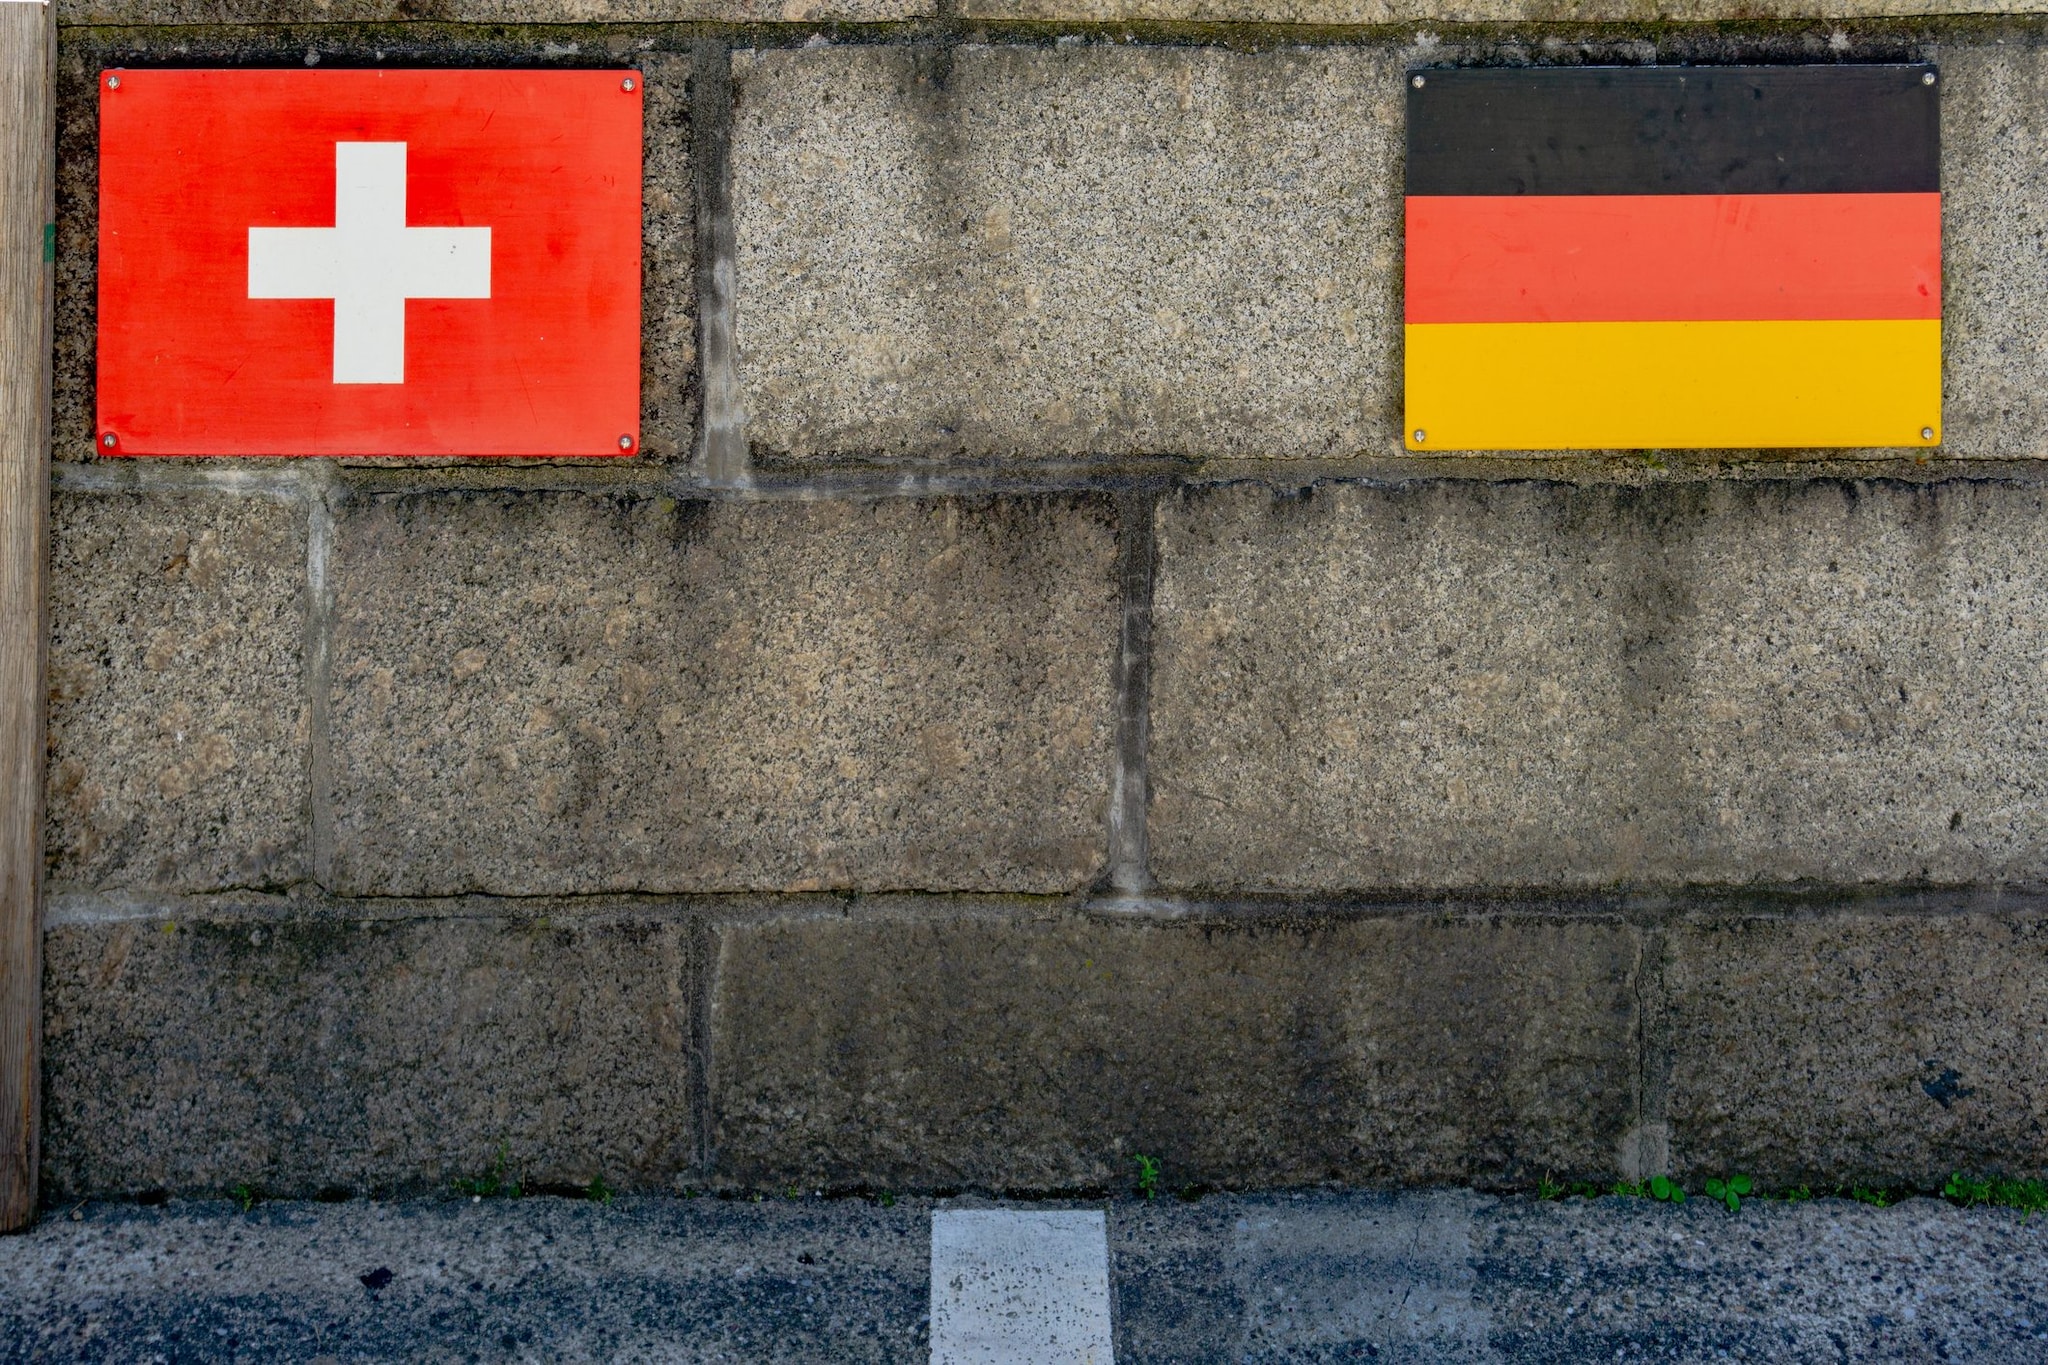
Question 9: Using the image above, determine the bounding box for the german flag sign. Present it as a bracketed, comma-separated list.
[1403, 66, 1942, 451]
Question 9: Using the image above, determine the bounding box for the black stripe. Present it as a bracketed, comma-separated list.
[1407, 65, 1939, 197]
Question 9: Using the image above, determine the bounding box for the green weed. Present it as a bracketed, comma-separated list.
[1944, 1172, 2048, 1217]
[1703, 1174, 1754, 1212]
[230, 1183, 258, 1214]
[587, 1175, 615, 1205]
[1133, 1154, 1162, 1200]
[454, 1143, 521, 1200]
[1608, 1177, 1685, 1202]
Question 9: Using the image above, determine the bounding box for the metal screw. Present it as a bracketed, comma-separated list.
[100, 432, 117, 450]
[1922, 426, 1936, 440]
[618, 434, 635, 451]
[1412, 74, 1426, 89]
[105, 74, 120, 90]
[1413, 429, 1427, 443]
[1922, 71, 1937, 86]
[621, 77, 636, 93]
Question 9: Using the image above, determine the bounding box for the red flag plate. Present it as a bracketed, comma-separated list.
[96, 69, 643, 457]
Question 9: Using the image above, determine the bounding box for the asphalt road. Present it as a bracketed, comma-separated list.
[4, 1187, 2046, 1362]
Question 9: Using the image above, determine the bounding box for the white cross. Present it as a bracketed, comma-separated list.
[248, 141, 491, 385]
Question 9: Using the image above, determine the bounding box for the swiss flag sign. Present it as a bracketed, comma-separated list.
[96, 69, 643, 457]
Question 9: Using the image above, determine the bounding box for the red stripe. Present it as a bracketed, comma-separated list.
[1405, 193, 1940, 324]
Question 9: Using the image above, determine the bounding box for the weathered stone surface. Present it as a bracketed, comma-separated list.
[1149, 478, 2048, 891]
[964, 0, 2047, 22]
[731, 44, 1403, 463]
[41, 909, 696, 1198]
[327, 491, 1119, 896]
[57, 0, 929, 25]
[1662, 909, 2048, 1186]
[1938, 41, 2048, 459]
[52, 38, 697, 464]
[52, 44, 101, 465]
[708, 902, 1639, 1190]
[638, 50, 700, 463]
[46, 491, 307, 892]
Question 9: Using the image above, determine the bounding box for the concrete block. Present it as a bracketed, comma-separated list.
[962, 0, 2048, 23]
[1662, 909, 2048, 1185]
[51, 39, 697, 463]
[707, 902, 1639, 1190]
[52, 44, 100, 466]
[57, 0, 929, 25]
[731, 44, 1403, 462]
[1937, 42, 2048, 459]
[52, 35, 2048, 465]
[1149, 478, 2048, 891]
[41, 908, 696, 1198]
[326, 491, 1119, 896]
[638, 50, 700, 464]
[730, 38, 2048, 464]
[47, 491, 307, 892]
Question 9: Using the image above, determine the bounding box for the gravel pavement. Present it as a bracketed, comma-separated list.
[4, 1189, 2046, 1361]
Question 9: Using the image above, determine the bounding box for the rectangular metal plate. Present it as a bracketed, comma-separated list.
[96, 69, 643, 457]
[1403, 65, 1942, 452]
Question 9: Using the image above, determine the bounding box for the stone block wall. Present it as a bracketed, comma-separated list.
[38, 13, 2048, 1201]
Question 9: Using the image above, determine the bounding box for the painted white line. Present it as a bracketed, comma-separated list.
[930, 1209, 1115, 1364]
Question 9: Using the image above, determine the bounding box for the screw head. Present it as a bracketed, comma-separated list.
[1413, 429, 1427, 443]
[621, 77, 637, 93]
[1922, 426, 1936, 440]
[99, 432, 117, 450]
[105, 74, 120, 90]
[618, 434, 635, 451]
[1922, 71, 1937, 86]
[1411, 74, 1426, 89]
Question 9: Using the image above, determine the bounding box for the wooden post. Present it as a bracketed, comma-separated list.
[0, 0, 53, 1234]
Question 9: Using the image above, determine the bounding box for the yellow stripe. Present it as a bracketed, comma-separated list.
[1404, 319, 1941, 451]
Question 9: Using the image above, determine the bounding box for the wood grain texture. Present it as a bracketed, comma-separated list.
[0, 0, 53, 1234]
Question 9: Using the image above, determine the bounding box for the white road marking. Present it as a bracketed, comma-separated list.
[248, 141, 490, 384]
[930, 1208, 1115, 1364]
[1233, 1191, 1491, 1357]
